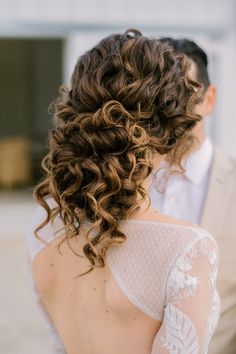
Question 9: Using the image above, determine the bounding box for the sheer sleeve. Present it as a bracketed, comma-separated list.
[151, 232, 220, 354]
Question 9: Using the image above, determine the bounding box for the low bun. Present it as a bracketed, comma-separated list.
[34, 29, 202, 275]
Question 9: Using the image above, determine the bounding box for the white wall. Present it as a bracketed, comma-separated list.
[0, 0, 234, 29]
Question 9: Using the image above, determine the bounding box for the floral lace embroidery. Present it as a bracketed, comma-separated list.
[161, 235, 220, 354]
[166, 254, 200, 305]
[161, 303, 199, 354]
[210, 267, 218, 287]
[203, 291, 221, 353]
[166, 236, 218, 305]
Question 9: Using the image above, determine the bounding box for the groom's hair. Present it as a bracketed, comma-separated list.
[159, 38, 210, 89]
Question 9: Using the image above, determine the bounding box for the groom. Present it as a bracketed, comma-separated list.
[150, 38, 236, 354]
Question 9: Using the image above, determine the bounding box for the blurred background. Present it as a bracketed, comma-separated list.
[0, 0, 236, 353]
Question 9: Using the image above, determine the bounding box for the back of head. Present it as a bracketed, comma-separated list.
[159, 37, 210, 89]
[34, 29, 202, 273]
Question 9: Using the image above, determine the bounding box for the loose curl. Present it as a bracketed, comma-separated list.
[34, 29, 203, 275]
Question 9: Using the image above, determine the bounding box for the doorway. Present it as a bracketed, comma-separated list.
[0, 38, 63, 189]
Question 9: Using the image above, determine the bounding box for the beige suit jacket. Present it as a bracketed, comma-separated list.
[200, 146, 236, 354]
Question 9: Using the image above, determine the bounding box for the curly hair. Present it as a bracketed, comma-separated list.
[34, 29, 202, 275]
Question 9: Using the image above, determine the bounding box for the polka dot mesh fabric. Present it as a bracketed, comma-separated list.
[107, 220, 209, 321]
[27, 200, 220, 353]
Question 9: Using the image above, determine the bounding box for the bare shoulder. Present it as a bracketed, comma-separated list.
[153, 213, 196, 228]
[132, 207, 196, 229]
[165, 216, 195, 228]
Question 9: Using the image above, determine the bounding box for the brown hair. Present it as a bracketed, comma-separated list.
[34, 29, 202, 275]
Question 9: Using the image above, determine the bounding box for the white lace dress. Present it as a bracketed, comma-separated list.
[27, 201, 220, 354]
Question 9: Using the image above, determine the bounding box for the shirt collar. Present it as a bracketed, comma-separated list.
[184, 137, 213, 185]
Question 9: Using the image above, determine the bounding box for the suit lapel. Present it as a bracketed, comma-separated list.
[200, 146, 233, 238]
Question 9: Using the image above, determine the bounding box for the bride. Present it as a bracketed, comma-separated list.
[27, 29, 220, 354]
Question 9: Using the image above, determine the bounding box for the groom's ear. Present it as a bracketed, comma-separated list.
[201, 85, 217, 117]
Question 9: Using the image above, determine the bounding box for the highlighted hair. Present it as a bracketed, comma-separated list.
[34, 29, 202, 275]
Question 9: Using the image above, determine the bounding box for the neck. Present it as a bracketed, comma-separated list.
[192, 121, 206, 145]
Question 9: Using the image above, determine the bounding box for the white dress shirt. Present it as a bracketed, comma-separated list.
[149, 138, 213, 224]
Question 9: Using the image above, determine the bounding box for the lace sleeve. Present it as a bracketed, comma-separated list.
[151, 232, 220, 354]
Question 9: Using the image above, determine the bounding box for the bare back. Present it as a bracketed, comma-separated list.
[33, 231, 160, 354]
